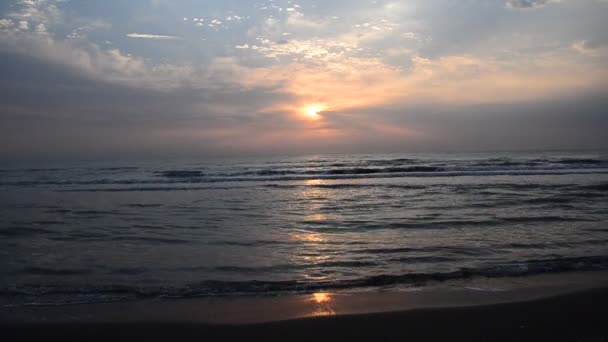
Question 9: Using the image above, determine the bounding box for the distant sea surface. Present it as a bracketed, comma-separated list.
[1, 152, 608, 305]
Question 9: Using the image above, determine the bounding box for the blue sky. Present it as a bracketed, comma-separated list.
[1, 0, 607, 159]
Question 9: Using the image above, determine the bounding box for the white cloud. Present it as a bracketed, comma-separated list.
[402, 32, 417, 40]
[34, 23, 48, 35]
[0, 19, 15, 30]
[18, 20, 29, 30]
[65, 19, 111, 40]
[286, 10, 325, 29]
[126, 33, 182, 40]
[0, 0, 69, 37]
[9, 0, 62, 25]
[246, 36, 357, 61]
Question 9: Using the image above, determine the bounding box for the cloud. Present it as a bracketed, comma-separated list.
[126, 33, 182, 40]
[506, 0, 551, 9]
[2, 0, 605, 104]
[223, 48, 608, 119]
[243, 36, 357, 60]
[18, 20, 28, 30]
[7, 0, 62, 29]
[572, 38, 608, 55]
[0, 30, 201, 90]
[5, 49, 605, 160]
[0, 49, 291, 160]
[0, 0, 60, 37]
[286, 10, 326, 29]
[1, 0, 608, 159]
[0, 19, 15, 30]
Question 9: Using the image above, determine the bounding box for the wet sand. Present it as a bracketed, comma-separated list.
[2, 288, 608, 341]
[2, 272, 608, 341]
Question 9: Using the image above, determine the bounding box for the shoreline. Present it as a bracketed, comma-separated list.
[3, 271, 608, 324]
[3, 286, 608, 341]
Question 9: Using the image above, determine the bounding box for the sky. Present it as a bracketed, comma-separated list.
[1, 0, 607, 160]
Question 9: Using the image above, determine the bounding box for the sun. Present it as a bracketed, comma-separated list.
[307, 106, 321, 117]
[303, 105, 326, 120]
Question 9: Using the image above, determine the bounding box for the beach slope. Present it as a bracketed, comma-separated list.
[3, 287, 607, 341]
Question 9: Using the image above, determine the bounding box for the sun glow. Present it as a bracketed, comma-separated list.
[303, 104, 326, 120]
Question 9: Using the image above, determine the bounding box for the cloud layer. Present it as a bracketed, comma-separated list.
[506, 0, 551, 9]
[0, 0, 607, 160]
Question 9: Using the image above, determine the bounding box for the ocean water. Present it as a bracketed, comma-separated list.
[1, 152, 608, 305]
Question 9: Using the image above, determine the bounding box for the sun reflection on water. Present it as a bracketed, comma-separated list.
[289, 178, 345, 287]
[313, 292, 331, 303]
[310, 292, 336, 317]
[291, 230, 325, 243]
[305, 179, 325, 186]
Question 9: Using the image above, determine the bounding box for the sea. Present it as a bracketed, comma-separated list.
[1, 151, 608, 306]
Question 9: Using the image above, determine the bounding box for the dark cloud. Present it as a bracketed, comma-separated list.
[506, 0, 550, 9]
[0, 50, 293, 160]
[0, 49, 608, 160]
[575, 37, 608, 51]
[366, 92, 608, 153]
[2, 47, 608, 161]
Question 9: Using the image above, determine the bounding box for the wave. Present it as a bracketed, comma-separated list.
[106, 236, 192, 244]
[550, 158, 604, 165]
[110, 267, 149, 275]
[388, 256, 458, 263]
[578, 183, 608, 191]
[157, 170, 204, 178]
[4, 256, 608, 305]
[0, 226, 55, 237]
[20, 169, 605, 191]
[299, 216, 593, 233]
[324, 166, 442, 175]
[15, 267, 91, 276]
[98, 167, 140, 171]
[2, 156, 605, 175]
[350, 245, 491, 256]
[349, 239, 608, 256]
[20, 168, 65, 172]
[123, 203, 164, 208]
[3, 156, 608, 189]
[56, 186, 243, 192]
[207, 240, 297, 247]
[499, 215, 595, 223]
[469, 157, 605, 167]
[211, 261, 380, 274]
[197, 166, 443, 177]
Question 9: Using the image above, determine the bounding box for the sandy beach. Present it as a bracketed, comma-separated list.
[3, 287, 607, 341]
[3, 272, 608, 341]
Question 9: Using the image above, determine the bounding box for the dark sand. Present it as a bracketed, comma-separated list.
[3, 272, 608, 341]
[2, 288, 608, 341]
